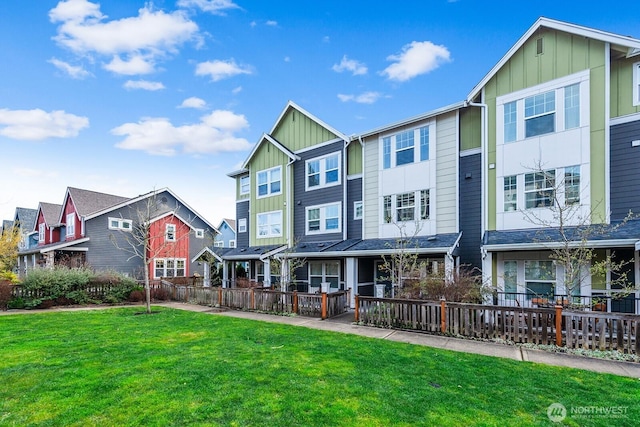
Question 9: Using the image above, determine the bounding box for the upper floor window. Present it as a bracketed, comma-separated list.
[564, 84, 580, 130]
[382, 126, 431, 169]
[66, 213, 75, 237]
[525, 90, 555, 137]
[257, 211, 282, 238]
[229, 240, 236, 248]
[354, 201, 363, 220]
[238, 218, 247, 233]
[214, 241, 224, 247]
[257, 166, 281, 198]
[240, 176, 250, 195]
[564, 166, 580, 205]
[524, 170, 555, 208]
[383, 190, 430, 223]
[38, 223, 45, 242]
[165, 224, 176, 242]
[306, 153, 340, 190]
[634, 62, 640, 107]
[195, 229, 204, 239]
[306, 203, 341, 234]
[109, 217, 132, 231]
[504, 176, 517, 211]
[504, 101, 517, 143]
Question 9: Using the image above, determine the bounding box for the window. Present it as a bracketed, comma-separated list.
[306, 203, 341, 234]
[383, 190, 430, 223]
[564, 83, 580, 130]
[154, 258, 186, 278]
[38, 223, 45, 242]
[525, 90, 555, 137]
[238, 218, 247, 233]
[504, 176, 517, 211]
[354, 201, 363, 220]
[195, 229, 204, 239]
[564, 166, 580, 205]
[525, 170, 555, 208]
[66, 213, 75, 237]
[524, 260, 555, 299]
[503, 261, 517, 300]
[382, 126, 431, 169]
[165, 224, 176, 242]
[634, 62, 640, 107]
[108, 217, 132, 231]
[419, 127, 429, 161]
[240, 176, 250, 195]
[309, 261, 340, 290]
[504, 101, 517, 143]
[395, 130, 414, 166]
[257, 211, 282, 238]
[306, 153, 340, 190]
[214, 241, 224, 247]
[229, 240, 236, 248]
[257, 167, 282, 198]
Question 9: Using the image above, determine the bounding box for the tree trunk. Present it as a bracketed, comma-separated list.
[144, 261, 151, 314]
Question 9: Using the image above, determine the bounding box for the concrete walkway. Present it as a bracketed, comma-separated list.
[3, 302, 640, 378]
[153, 302, 640, 379]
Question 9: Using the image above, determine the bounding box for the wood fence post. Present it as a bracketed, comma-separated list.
[251, 288, 255, 310]
[293, 291, 298, 314]
[321, 292, 327, 320]
[440, 298, 447, 333]
[555, 304, 563, 347]
[185, 286, 189, 302]
[218, 287, 223, 307]
[354, 295, 359, 322]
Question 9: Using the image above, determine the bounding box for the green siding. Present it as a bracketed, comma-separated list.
[272, 108, 339, 151]
[484, 28, 608, 229]
[611, 57, 640, 118]
[235, 174, 249, 200]
[347, 141, 362, 175]
[459, 106, 481, 151]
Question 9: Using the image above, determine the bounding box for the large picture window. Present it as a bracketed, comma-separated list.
[306, 203, 341, 234]
[306, 153, 340, 190]
[382, 125, 431, 169]
[257, 167, 282, 198]
[524, 260, 555, 299]
[257, 211, 282, 238]
[309, 261, 340, 290]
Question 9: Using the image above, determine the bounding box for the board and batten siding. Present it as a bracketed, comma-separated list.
[271, 108, 338, 152]
[435, 111, 458, 234]
[236, 200, 250, 248]
[362, 135, 379, 239]
[610, 117, 640, 221]
[458, 151, 482, 269]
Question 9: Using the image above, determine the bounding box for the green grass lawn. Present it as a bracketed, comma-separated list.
[1, 308, 639, 426]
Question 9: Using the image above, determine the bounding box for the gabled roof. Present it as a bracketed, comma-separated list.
[1, 220, 12, 233]
[467, 17, 640, 103]
[270, 100, 350, 143]
[60, 187, 130, 222]
[240, 133, 299, 170]
[14, 207, 37, 231]
[191, 246, 230, 263]
[219, 218, 236, 233]
[37, 202, 63, 229]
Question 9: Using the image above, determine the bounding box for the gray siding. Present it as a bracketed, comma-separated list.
[459, 152, 482, 269]
[610, 119, 640, 221]
[293, 141, 345, 243]
[236, 200, 250, 248]
[347, 177, 363, 239]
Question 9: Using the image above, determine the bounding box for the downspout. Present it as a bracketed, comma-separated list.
[604, 42, 611, 224]
[286, 157, 295, 248]
[343, 138, 349, 241]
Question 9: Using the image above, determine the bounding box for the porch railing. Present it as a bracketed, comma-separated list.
[496, 291, 639, 314]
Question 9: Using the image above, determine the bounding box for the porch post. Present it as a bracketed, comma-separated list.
[203, 261, 210, 287]
[444, 254, 454, 284]
[264, 259, 271, 288]
[281, 258, 289, 291]
[222, 261, 229, 288]
[481, 250, 493, 305]
[345, 257, 357, 308]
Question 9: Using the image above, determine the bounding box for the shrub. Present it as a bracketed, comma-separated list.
[129, 290, 145, 302]
[0, 280, 13, 311]
[151, 287, 170, 301]
[7, 297, 25, 310]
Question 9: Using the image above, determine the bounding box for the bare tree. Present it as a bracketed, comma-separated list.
[270, 238, 306, 292]
[379, 221, 426, 298]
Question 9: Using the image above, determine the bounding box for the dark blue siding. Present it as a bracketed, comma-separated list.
[347, 177, 363, 240]
[610, 119, 640, 221]
[459, 152, 482, 269]
[236, 200, 250, 248]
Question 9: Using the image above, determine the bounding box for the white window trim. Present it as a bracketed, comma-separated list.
[380, 123, 433, 169]
[256, 166, 282, 199]
[66, 213, 75, 237]
[214, 241, 224, 247]
[195, 228, 204, 239]
[305, 202, 342, 235]
[153, 257, 186, 279]
[634, 62, 640, 107]
[354, 201, 363, 220]
[229, 239, 236, 248]
[238, 218, 247, 233]
[165, 224, 176, 242]
[256, 210, 283, 239]
[240, 175, 250, 195]
[305, 152, 342, 191]
[108, 217, 133, 231]
[382, 190, 430, 224]
[38, 223, 45, 242]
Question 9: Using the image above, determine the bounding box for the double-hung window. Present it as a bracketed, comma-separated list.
[382, 126, 431, 168]
[306, 153, 340, 190]
[238, 218, 247, 233]
[165, 224, 176, 242]
[524, 90, 555, 137]
[257, 167, 281, 198]
[154, 258, 186, 278]
[306, 203, 341, 234]
[525, 170, 555, 208]
[524, 260, 555, 299]
[309, 261, 340, 290]
[419, 127, 429, 161]
[634, 62, 640, 107]
[395, 131, 414, 166]
[504, 176, 517, 211]
[38, 223, 45, 242]
[240, 176, 250, 195]
[396, 192, 415, 222]
[354, 201, 363, 220]
[503, 101, 517, 143]
[564, 166, 580, 205]
[383, 190, 430, 223]
[257, 211, 282, 238]
[66, 213, 75, 237]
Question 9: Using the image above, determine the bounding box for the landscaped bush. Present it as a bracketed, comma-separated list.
[151, 287, 170, 301]
[0, 280, 13, 311]
[16, 267, 141, 309]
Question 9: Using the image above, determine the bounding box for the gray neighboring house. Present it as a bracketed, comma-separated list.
[14, 207, 38, 251]
[17, 187, 218, 280]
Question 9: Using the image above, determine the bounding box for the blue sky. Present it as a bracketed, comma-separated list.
[1, 0, 638, 228]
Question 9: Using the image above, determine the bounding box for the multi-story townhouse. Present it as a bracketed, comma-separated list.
[467, 18, 640, 312]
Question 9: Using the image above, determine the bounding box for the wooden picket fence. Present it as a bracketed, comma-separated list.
[356, 296, 640, 355]
[153, 282, 349, 319]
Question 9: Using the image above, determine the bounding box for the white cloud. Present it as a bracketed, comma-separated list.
[0, 108, 89, 140]
[195, 59, 252, 81]
[332, 55, 367, 76]
[337, 91, 383, 104]
[322, 36, 330, 43]
[48, 57, 91, 78]
[104, 55, 155, 75]
[49, 0, 199, 75]
[177, 0, 241, 15]
[179, 97, 207, 109]
[123, 80, 165, 91]
[381, 41, 451, 82]
[266, 20, 278, 27]
[250, 21, 257, 28]
[112, 110, 252, 156]
[231, 86, 242, 94]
